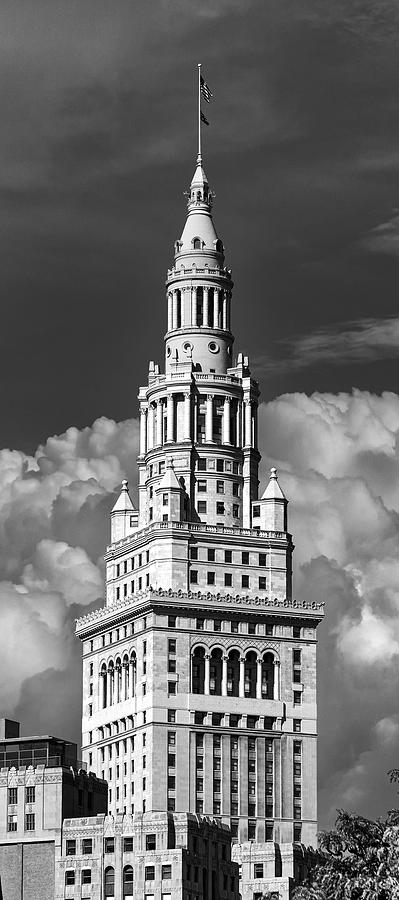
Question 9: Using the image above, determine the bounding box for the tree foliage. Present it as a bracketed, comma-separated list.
[293, 808, 399, 900]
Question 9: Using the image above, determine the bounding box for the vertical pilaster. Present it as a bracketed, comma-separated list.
[256, 657, 262, 699]
[156, 400, 163, 447]
[223, 396, 231, 445]
[204, 654, 210, 695]
[166, 394, 174, 443]
[273, 660, 280, 700]
[184, 392, 191, 441]
[221, 655, 228, 696]
[147, 404, 154, 451]
[213, 289, 219, 328]
[140, 407, 147, 456]
[222, 290, 227, 329]
[239, 656, 245, 698]
[245, 400, 252, 448]
[203, 286, 209, 326]
[205, 395, 213, 443]
[167, 292, 173, 332]
[191, 287, 197, 326]
[172, 291, 178, 330]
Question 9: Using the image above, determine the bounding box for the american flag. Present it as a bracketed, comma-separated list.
[200, 75, 213, 103]
[200, 110, 209, 126]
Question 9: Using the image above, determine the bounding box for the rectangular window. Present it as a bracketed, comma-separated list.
[66, 840, 76, 856]
[232, 503, 239, 517]
[167, 798, 175, 811]
[25, 814, 35, 831]
[293, 625, 302, 638]
[196, 778, 204, 792]
[265, 823, 274, 841]
[65, 871, 75, 886]
[168, 616, 176, 628]
[294, 741, 302, 755]
[207, 571, 215, 585]
[254, 864, 264, 879]
[168, 775, 175, 789]
[146, 833, 156, 850]
[124, 837, 133, 852]
[266, 623, 274, 635]
[248, 622, 256, 635]
[293, 649, 301, 665]
[168, 731, 176, 745]
[168, 709, 176, 723]
[104, 837, 115, 853]
[259, 577, 267, 590]
[253, 504, 260, 517]
[168, 638, 176, 653]
[198, 501, 207, 514]
[214, 619, 221, 631]
[216, 502, 225, 515]
[242, 574, 249, 588]
[7, 815, 17, 832]
[145, 866, 155, 881]
[190, 570, 198, 584]
[168, 753, 176, 768]
[198, 458, 207, 471]
[294, 691, 302, 705]
[224, 573, 232, 587]
[294, 824, 302, 842]
[82, 869, 91, 885]
[8, 787, 17, 805]
[231, 621, 238, 633]
[242, 551, 249, 565]
[216, 480, 224, 494]
[168, 659, 176, 673]
[196, 618, 204, 630]
[197, 479, 207, 492]
[216, 459, 224, 472]
[225, 549, 232, 563]
[82, 838, 92, 855]
[168, 682, 176, 696]
[207, 548, 215, 562]
[162, 865, 172, 880]
[232, 482, 239, 496]
[190, 547, 198, 561]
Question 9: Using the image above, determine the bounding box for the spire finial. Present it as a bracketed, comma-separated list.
[270, 467, 277, 479]
[197, 63, 202, 165]
[122, 479, 128, 490]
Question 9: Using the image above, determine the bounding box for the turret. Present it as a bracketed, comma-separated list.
[252, 468, 288, 532]
[110, 480, 138, 542]
[155, 461, 185, 522]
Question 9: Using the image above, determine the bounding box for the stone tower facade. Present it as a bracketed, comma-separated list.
[76, 153, 324, 899]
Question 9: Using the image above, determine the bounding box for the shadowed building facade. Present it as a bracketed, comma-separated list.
[76, 152, 324, 899]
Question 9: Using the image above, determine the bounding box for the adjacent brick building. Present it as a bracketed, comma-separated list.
[0, 719, 107, 900]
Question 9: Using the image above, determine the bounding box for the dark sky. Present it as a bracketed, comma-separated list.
[2, 0, 399, 832]
[2, 0, 399, 452]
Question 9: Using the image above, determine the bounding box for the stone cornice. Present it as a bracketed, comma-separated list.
[76, 586, 324, 637]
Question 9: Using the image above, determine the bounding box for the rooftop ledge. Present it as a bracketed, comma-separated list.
[106, 521, 291, 555]
[75, 586, 325, 635]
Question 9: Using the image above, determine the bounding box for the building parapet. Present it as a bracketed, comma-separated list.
[106, 519, 291, 554]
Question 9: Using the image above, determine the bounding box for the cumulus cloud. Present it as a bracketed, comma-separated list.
[361, 211, 399, 257]
[259, 389, 399, 825]
[0, 415, 139, 717]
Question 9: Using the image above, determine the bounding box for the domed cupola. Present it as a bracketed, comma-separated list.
[165, 154, 234, 375]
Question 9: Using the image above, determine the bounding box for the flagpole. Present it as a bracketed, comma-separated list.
[197, 62, 201, 163]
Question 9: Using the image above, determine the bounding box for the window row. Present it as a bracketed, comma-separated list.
[115, 573, 150, 600]
[196, 501, 240, 517]
[7, 786, 35, 805]
[196, 479, 240, 496]
[190, 570, 269, 590]
[65, 869, 93, 886]
[8, 813, 35, 832]
[115, 550, 150, 579]
[197, 458, 240, 474]
[87, 621, 304, 653]
[192, 648, 279, 699]
[190, 548, 268, 566]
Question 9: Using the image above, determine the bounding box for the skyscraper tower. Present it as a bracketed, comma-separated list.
[76, 102, 324, 897]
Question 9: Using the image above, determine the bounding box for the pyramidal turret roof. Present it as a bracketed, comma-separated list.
[178, 156, 220, 253]
[261, 467, 287, 501]
[111, 479, 135, 513]
[158, 460, 182, 491]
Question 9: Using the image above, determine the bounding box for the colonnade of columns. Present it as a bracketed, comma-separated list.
[167, 286, 231, 332]
[139, 394, 257, 455]
[101, 659, 136, 708]
[201, 654, 280, 700]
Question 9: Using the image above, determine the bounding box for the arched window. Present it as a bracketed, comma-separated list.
[244, 651, 257, 699]
[196, 192, 201, 202]
[123, 865, 134, 896]
[130, 652, 137, 698]
[215, 239, 223, 253]
[227, 650, 240, 696]
[262, 652, 275, 699]
[115, 657, 122, 703]
[123, 654, 129, 700]
[104, 866, 115, 898]
[101, 663, 107, 708]
[210, 649, 223, 695]
[192, 647, 205, 694]
[193, 237, 201, 249]
[108, 661, 114, 705]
